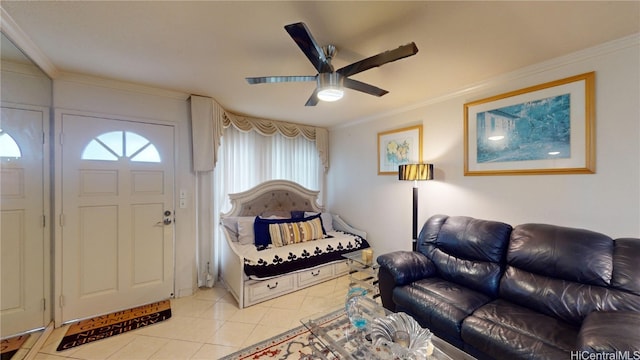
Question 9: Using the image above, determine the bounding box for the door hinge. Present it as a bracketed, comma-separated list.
[59, 295, 65, 308]
[59, 132, 64, 145]
[43, 215, 46, 227]
[42, 298, 46, 311]
[59, 213, 65, 227]
[42, 131, 46, 145]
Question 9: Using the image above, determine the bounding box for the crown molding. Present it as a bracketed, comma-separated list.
[56, 71, 190, 101]
[1, 59, 49, 78]
[333, 32, 640, 130]
[1, 5, 59, 79]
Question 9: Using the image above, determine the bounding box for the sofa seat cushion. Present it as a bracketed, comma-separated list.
[578, 311, 640, 352]
[392, 277, 491, 343]
[462, 299, 579, 360]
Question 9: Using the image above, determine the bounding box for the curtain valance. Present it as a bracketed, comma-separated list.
[190, 95, 329, 173]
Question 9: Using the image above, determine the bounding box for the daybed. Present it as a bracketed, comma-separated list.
[220, 180, 369, 308]
[377, 214, 640, 360]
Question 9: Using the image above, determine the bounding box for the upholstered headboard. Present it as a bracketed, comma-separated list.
[221, 180, 323, 217]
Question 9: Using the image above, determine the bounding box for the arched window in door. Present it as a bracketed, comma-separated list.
[82, 131, 161, 163]
[0, 128, 22, 158]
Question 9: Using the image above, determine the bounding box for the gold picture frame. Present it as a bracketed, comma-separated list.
[464, 72, 595, 176]
[377, 125, 423, 175]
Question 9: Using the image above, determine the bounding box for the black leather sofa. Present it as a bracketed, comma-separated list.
[377, 214, 640, 360]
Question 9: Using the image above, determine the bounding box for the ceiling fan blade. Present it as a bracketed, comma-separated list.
[305, 89, 319, 106]
[343, 78, 388, 97]
[337, 42, 419, 78]
[246, 75, 316, 84]
[284, 22, 332, 73]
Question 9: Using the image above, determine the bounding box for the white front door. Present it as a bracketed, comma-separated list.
[59, 113, 175, 323]
[0, 105, 48, 336]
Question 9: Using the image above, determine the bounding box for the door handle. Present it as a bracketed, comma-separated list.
[157, 210, 173, 226]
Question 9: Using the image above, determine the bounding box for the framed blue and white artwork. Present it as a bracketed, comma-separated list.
[464, 72, 595, 175]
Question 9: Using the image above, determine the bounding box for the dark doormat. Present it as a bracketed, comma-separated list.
[57, 299, 171, 352]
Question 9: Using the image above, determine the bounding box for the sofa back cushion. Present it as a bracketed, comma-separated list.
[500, 224, 640, 325]
[611, 238, 640, 295]
[509, 223, 613, 285]
[418, 215, 512, 298]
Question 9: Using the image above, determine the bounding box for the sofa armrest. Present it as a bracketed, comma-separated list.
[577, 311, 640, 352]
[377, 251, 436, 285]
[376, 251, 436, 311]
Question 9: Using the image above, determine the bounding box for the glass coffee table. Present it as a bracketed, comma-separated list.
[301, 296, 457, 360]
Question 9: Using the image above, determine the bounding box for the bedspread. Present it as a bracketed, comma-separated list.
[236, 230, 369, 279]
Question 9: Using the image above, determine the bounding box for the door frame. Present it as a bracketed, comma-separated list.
[53, 108, 177, 326]
[0, 101, 51, 334]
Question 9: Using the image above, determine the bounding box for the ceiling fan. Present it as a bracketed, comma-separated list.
[246, 22, 419, 106]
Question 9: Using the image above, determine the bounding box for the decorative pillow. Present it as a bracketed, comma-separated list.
[269, 217, 325, 247]
[260, 210, 291, 219]
[237, 217, 256, 245]
[254, 213, 325, 249]
[305, 212, 334, 232]
[221, 217, 240, 241]
[221, 216, 256, 242]
[290, 210, 306, 219]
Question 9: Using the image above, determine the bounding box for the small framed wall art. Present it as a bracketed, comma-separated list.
[464, 72, 595, 176]
[378, 125, 423, 175]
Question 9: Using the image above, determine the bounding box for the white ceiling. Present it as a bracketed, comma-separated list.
[2, 1, 638, 128]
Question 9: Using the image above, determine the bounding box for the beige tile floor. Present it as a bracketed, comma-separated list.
[31, 275, 352, 360]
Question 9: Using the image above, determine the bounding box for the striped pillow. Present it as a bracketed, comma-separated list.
[269, 217, 325, 247]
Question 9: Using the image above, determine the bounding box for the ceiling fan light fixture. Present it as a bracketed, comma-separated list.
[317, 72, 344, 102]
[317, 87, 344, 102]
[248, 22, 418, 106]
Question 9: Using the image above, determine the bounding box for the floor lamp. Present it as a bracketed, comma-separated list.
[399, 163, 434, 251]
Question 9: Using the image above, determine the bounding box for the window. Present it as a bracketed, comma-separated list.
[215, 126, 321, 204]
[82, 131, 161, 162]
[0, 129, 22, 158]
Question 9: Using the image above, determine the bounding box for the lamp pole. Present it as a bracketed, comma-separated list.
[398, 164, 434, 252]
[412, 181, 419, 250]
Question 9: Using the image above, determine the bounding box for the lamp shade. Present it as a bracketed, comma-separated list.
[398, 163, 434, 181]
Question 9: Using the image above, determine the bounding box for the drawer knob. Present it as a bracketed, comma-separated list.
[267, 282, 278, 290]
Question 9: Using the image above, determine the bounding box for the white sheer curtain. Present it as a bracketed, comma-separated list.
[202, 127, 323, 287]
[190, 95, 326, 288]
[216, 126, 321, 199]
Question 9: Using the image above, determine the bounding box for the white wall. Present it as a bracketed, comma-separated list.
[52, 74, 198, 298]
[327, 35, 640, 257]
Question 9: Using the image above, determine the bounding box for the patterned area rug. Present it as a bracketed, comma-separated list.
[220, 309, 345, 360]
[56, 300, 171, 351]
